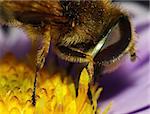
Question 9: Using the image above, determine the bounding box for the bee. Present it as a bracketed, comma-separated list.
[0, 0, 136, 105]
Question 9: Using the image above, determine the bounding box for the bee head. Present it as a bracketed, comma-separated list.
[59, 1, 133, 64]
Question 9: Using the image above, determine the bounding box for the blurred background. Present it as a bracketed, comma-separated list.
[113, 0, 149, 8]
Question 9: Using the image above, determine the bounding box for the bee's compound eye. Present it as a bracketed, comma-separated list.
[94, 16, 132, 64]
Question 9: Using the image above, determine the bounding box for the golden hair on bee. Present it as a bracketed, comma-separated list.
[0, 0, 136, 106]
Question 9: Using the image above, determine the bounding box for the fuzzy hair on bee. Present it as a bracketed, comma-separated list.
[0, 0, 136, 106]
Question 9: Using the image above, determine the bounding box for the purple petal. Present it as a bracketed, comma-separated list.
[0, 26, 31, 58]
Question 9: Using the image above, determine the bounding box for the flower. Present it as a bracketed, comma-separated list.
[0, 55, 110, 114]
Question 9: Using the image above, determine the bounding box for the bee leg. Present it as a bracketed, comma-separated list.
[66, 63, 79, 97]
[67, 63, 79, 97]
[68, 63, 83, 97]
[32, 70, 39, 106]
[75, 74, 80, 97]
[31, 26, 51, 106]
[31, 53, 46, 106]
[87, 84, 93, 104]
[86, 61, 94, 105]
[129, 44, 136, 61]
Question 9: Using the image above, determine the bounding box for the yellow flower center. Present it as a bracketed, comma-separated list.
[0, 55, 110, 114]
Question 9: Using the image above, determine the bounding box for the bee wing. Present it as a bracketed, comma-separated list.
[0, 1, 68, 25]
